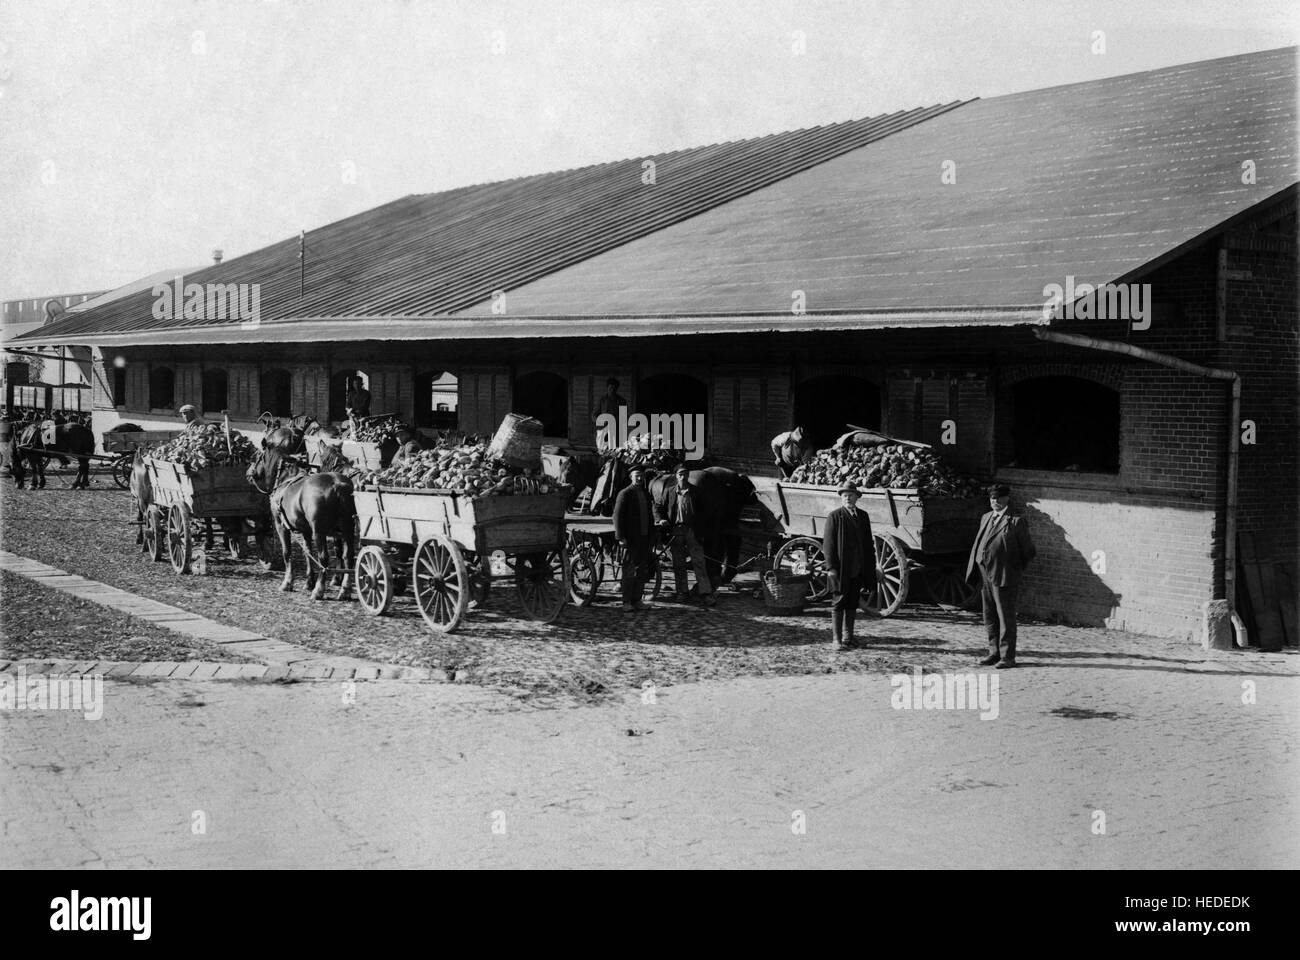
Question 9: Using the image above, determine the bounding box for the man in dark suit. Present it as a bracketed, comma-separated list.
[966, 483, 1037, 668]
[822, 481, 876, 651]
[613, 466, 654, 611]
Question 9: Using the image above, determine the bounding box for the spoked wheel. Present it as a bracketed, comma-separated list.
[924, 562, 978, 610]
[167, 503, 194, 574]
[567, 541, 603, 606]
[112, 455, 132, 489]
[144, 506, 166, 562]
[773, 536, 829, 601]
[412, 535, 469, 633]
[355, 545, 395, 616]
[863, 533, 910, 617]
[515, 548, 568, 623]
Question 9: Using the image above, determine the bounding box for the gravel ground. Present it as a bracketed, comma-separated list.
[0, 481, 1174, 698]
[0, 569, 255, 663]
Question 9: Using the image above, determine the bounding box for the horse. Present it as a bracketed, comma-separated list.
[257, 412, 321, 457]
[15, 420, 95, 489]
[129, 450, 153, 547]
[247, 447, 356, 600]
[647, 465, 757, 588]
[557, 452, 601, 509]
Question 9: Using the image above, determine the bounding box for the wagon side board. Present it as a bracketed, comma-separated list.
[354, 487, 568, 555]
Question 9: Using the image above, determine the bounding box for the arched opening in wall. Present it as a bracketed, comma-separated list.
[1008, 376, 1119, 473]
[794, 375, 881, 450]
[260, 368, 292, 418]
[201, 369, 228, 415]
[512, 371, 568, 437]
[329, 369, 369, 423]
[414, 370, 459, 429]
[637, 373, 708, 448]
[149, 366, 175, 411]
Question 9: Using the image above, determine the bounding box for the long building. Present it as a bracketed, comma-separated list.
[16, 46, 1298, 642]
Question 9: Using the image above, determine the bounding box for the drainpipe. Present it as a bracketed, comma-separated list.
[1032, 329, 1242, 629]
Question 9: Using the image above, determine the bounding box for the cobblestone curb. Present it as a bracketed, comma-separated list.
[0, 550, 392, 674]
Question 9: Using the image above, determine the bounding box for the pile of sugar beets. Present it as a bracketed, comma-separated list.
[148, 424, 261, 470]
[363, 438, 559, 496]
[789, 441, 985, 498]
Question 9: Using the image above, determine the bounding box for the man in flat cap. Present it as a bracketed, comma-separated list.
[179, 404, 210, 434]
[822, 480, 875, 651]
[966, 483, 1036, 668]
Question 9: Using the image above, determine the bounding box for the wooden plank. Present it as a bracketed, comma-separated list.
[1238, 531, 1283, 650]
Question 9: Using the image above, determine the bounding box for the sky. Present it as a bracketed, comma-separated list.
[1, 0, 1297, 298]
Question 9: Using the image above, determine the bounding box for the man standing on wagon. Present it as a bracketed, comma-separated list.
[822, 480, 876, 651]
[179, 404, 209, 434]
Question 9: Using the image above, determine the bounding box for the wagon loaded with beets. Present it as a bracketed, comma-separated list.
[751, 430, 986, 615]
[350, 421, 570, 633]
[138, 424, 276, 575]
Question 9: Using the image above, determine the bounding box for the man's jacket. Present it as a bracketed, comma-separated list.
[654, 480, 697, 527]
[613, 484, 654, 546]
[822, 506, 876, 583]
[965, 511, 1036, 587]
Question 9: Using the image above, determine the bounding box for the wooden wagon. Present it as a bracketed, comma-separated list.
[100, 430, 182, 488]
[140, 457, 275, 574]
[750, 478, 984, 615]
[352, 485, 570, 632]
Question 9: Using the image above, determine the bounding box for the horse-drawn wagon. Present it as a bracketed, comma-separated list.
[751, 478, 984, 615]
[140, 456, 275, 574]
[102, 429, 181, 488]
[351, 482, 570, 632]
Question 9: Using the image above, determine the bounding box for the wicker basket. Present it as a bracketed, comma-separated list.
[762, 572, 808, 611]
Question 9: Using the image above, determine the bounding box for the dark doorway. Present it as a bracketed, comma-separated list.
[201, 369, 228, 414]
[513, 371, 568, 436]
[637, 373, 708, 447]
[260, 368, 292, 418]
[415, 370, 459, 429]
[329, 369, 368, 423]
[149, 366, 175, 410]
[794, 375, 881, 450]
[1009, 376, 1120, 473]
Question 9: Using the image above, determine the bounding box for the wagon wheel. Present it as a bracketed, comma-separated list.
[925, 563, 978, 610]
[112, 455, 132, 489]
[144, 506, 166, 562]
[412, 535, 468, 633]
[773, 536, 828, 602]
[863, 533, 909, 617]
[355, 545, 394, 616]
[167, 503, 193, 574]
[515, 548, 568, 623]
[567, 541, 603, 606]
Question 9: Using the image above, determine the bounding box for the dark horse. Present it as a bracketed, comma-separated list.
[16, 421, 95, 489]
[257, 412, 321, 457]
[247, 448, 356, 600]
[647, 466, 757, 588]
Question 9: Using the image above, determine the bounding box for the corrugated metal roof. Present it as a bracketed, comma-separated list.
[19, 101, 965, 345]
[449, 46, 1297, 317]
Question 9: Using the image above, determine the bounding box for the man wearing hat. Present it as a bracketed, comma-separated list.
[179, 404, 209, 434]
[613, 465, 656, 611]
[390, 425, 422, 468]
[822, 481, 876, 650]
[966, 483, 1037, 668]
[656, 464, 716, 606]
